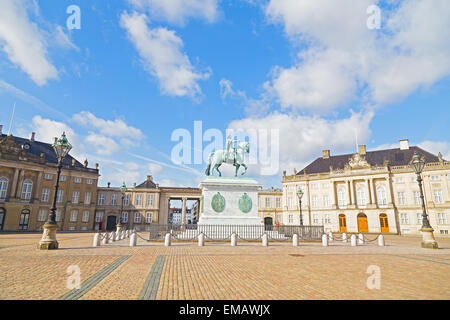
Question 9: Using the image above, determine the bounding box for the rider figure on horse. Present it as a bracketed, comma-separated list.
[225, 135, 239, 163]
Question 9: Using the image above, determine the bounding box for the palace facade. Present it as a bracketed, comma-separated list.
[0, 128, 99, 231]
[281, 140, 450, 235]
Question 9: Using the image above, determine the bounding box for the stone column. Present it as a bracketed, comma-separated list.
[16, 169, 24, 198]
[331, 181, 338, 209]
[10, 168, 20, 199]
[385, 177, 393, 205]
[370, 178, 376, 205]
[181, 197, 187, 225]
[347, 180, 352, 205]
[34, 171, 43, 201]
[365, 179, 371, 205]
[350, 180, 356, 205]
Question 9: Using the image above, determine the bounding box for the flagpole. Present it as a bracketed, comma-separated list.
[7, 101, 16, 136]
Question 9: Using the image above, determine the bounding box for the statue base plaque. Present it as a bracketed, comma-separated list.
[198, 177, 263, 225]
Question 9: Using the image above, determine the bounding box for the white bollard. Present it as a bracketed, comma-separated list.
[351, 234, 357, 246]
[293, 234, 299, 246]
[378, 234, 385, 246]
[121, 230, 125, 240]
[130, 232, 137, 247]
[102, 232, 109, 245]
[358, 233, 364, 245]
[92, 232, 101, 247]
[127, 230, 130, 238]
[111, 231, 116, 242]
[328, 231, 333, 242]
[115, 231, 121, 241]
[342, 232, 347, 243]
[164, 233, 171, 246]
[262, 233, 268, 247]
[231, 233, 237, 246]
[322, 234, 328, 247]
[198, 233, 205, 247]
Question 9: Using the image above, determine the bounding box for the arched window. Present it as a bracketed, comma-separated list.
[0, 177, 8, 200]
[337, 188, 346, 206]
[21, 179, 33, 200]
[377, 186, 387, 205]
[356, 187, 366, 206]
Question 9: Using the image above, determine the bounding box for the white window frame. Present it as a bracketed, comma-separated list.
[0, 177, 8, 201]
[70, 210, 78, 222]
[398, 192, 406, 205]
[377, 186, 387, 206]
[147, 194, 154, 207]
[72, 191, 80, 204]
[56, 189, 64, 203]
[121, 211, 128, 223]
[59, 175, 66, 182]
[323, 195, 329, 208]
[134, 212, 141, 223]
[433, 190, 443, 204]
[438, 213, 447, 225]
[338, 188, 346, 207]
[111, 194, 117, 205]
[86, 179, 93, 185]
[82, 211, 90, 222]
[37, 209, 47, 222]
[21, 179, 33, 200]
[74, 177, 82, 184]
[95, 211, 104, 223]
[84, 192, 91, 205]
[145, 212, 153, 224]
[265, 197, 271, 208]
[311, 196, 318, 208]
[97, 193, 105, 205]
[400, 213, 409, 225]
[135, 194, 143, 207]
[41, 188, 50, 202]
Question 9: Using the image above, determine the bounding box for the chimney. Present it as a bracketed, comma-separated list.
[323, 150, 330, 159]
[107, 182, 111, 188]
[400, 139, 409, 150]
[358, 145, 366, 155]
[83, 159, 88, 168]
[147, 175, 153, 181]
[133, 182, 136, 187]
[95, 163, 99, 170]
[293, 168, 297, 175]
[0, 125, 3, 135]
[30, 132, 35, 141]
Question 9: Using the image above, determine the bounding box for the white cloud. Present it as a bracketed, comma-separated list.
[148, 163, 163, 174]
[228, 111, 374, 176]
[128, 0, 220, 25]
[264, 0, 450, 112]
[85, 133, 121, 156]
[30, 115, 86, 161]
[0, 0, 58, 85]
[53, 26, 79, 51]
[120, 11, 210, 98]
[418, 141, 450, 160]
[72, 111, 145, 139]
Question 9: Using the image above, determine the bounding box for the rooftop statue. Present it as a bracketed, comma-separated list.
[205, 135, 250, 177]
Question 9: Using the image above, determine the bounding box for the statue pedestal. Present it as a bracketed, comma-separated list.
[198, 177, 262, 225]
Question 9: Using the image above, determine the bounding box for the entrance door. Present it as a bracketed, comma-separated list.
[379, 214, 389, 233]
[106, 215, 117, 231]
[19, 210, 30, 230]
[357, 213, 369, 232]
[339, 214, 347, 232]
[264, 217, 273, 231]
[0, 208, 5, 230]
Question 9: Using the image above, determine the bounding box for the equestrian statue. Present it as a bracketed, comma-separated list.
[205, 135, 250, 177]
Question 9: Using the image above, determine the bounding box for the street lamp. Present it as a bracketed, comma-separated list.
[296, 186, 304, 226]
[38, 132, 72, 250]
[117, 182, 127, 233]
[409, 152, 438, 249]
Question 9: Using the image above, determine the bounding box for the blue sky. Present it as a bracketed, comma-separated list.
[0, 0, 449, 189]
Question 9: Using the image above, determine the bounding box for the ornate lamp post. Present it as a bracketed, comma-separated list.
[409, 152, 438, 249]
[117, 182, 126, 233]
[297, 186, 304, 226]
[38, 132, 72, 250]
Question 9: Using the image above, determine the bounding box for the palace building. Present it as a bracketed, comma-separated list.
[282, 140, 450, 235]
[0, 127, 100, 231]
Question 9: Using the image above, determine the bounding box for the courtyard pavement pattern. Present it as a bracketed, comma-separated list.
[0, 232, 449, 300]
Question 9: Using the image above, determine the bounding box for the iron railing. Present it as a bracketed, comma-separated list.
[147, 224, 324, 241]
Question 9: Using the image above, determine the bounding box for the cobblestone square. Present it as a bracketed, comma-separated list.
[0, 233, 449, 300]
